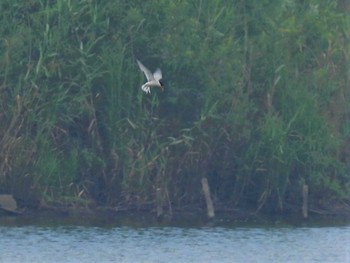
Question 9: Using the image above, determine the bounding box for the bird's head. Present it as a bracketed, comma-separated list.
[159, 80, 164, 92]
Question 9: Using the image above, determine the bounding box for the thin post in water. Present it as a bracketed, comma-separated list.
[302, 184, 308, 218]
[201, 177, 215, 219]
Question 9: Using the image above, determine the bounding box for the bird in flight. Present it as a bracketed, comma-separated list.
[137, 60, 164, 94]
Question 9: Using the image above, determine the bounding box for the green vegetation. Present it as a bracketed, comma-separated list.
[0, 0, 349, 213]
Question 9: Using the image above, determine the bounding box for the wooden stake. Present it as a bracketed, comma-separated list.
[156, 187, 163, 219]
[201, 177, 215, 219]
[302, 184, 308, 218]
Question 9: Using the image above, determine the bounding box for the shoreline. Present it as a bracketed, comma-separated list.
[2, 201, 350, 227]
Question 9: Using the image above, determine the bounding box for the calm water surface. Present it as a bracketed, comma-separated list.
[1, 215, 349, 263]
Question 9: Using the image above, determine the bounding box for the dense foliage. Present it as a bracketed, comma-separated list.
[0, 0, 349, 213]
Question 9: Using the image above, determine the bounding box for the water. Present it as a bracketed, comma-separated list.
[1, 215, 350, 263]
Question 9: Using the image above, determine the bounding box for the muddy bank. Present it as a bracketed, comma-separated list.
[2, 200, 350, 228]
[1, 193, 350, 225]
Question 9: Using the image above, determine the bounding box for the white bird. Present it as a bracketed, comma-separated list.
[137, 59, 164, 94]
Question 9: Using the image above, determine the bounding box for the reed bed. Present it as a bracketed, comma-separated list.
[0, 0, 348, 213]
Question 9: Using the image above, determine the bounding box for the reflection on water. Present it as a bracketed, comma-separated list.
[0, 215, 349, 263]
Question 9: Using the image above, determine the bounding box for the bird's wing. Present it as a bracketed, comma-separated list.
[137, 60, 154, 81]
[153, 68, 162, 81]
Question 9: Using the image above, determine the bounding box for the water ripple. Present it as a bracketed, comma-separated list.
[0, 225, 349, 263]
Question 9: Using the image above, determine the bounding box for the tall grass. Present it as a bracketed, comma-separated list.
[0, 0, 348, 212]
